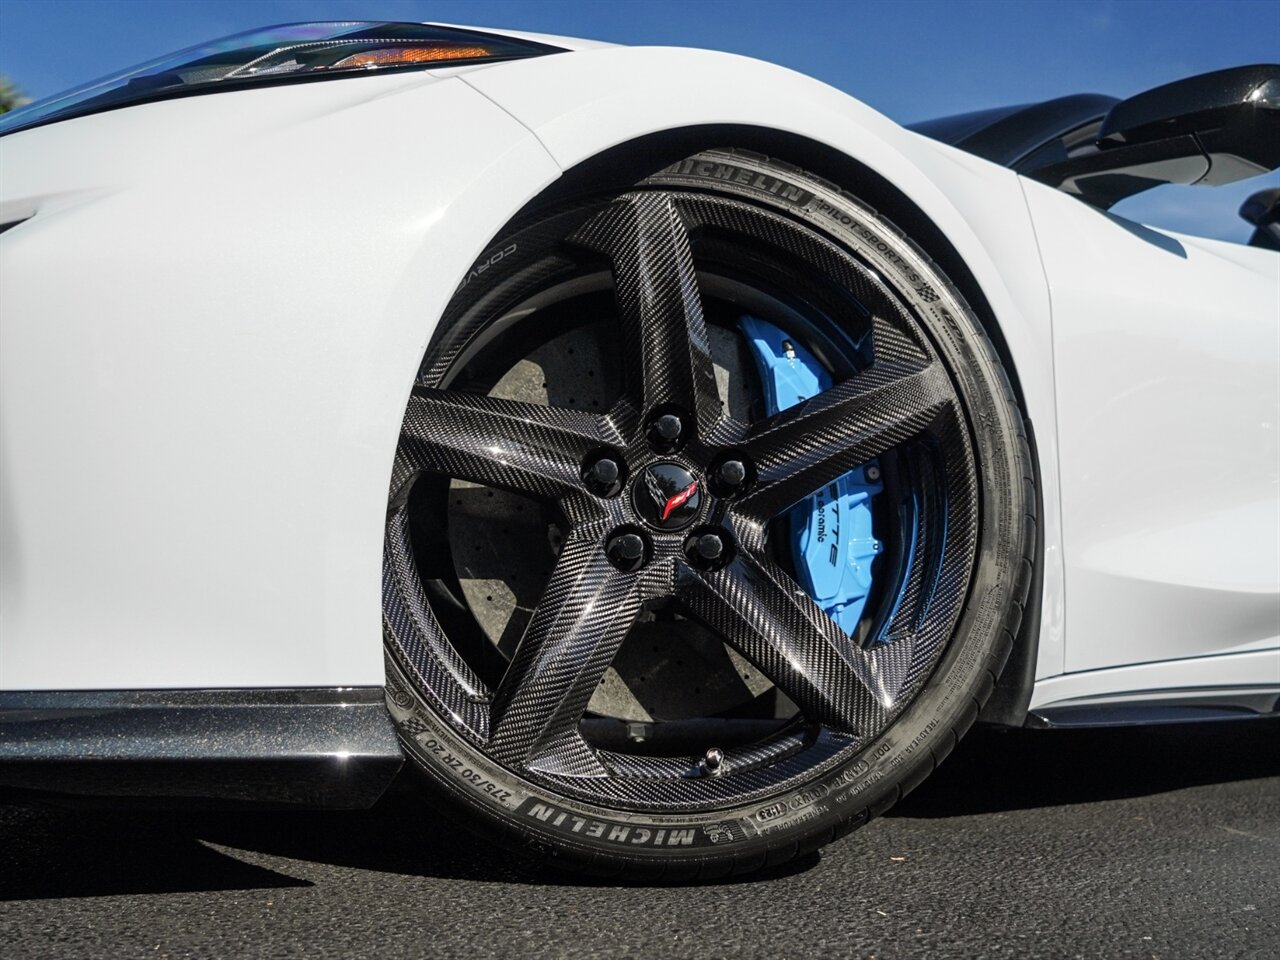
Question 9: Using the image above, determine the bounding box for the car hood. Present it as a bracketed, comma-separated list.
[0, 27, 611, 226]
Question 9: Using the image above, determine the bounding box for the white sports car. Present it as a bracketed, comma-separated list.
[1, 22, 1276, 879]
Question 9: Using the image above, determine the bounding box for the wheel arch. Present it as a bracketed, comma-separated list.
[488, 124, 1048, 721]
[519, 125, 1032, 412]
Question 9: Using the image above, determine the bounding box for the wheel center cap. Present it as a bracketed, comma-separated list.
[632, 462, 702, 530]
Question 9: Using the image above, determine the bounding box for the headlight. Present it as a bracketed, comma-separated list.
[0, 21, 563, 136]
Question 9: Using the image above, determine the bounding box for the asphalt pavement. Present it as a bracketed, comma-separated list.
[2, 719, 1277, 960]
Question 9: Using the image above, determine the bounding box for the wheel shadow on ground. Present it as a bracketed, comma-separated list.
[2, 719, 1275, 899]
[889, 717, 1280, 818]
[0, 785, 821, 900]
[0, 803, 314, 901]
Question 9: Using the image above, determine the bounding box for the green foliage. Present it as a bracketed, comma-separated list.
[0, 76, 30, 115]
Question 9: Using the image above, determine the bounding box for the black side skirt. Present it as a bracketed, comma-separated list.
[0, 687, 404, 808]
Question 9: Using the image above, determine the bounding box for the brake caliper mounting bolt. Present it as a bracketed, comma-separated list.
[605, 531, 648, 571]
[866, 464, 882, 482]
[704, 747, 725, 775]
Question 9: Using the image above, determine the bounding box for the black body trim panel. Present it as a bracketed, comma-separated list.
[0, 688, 404, 808]
[1027, 687, 1280, 729]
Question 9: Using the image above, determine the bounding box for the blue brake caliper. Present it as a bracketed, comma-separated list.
[739, 315, 883, 636]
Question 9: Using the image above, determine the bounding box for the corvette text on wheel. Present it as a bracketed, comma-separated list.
[1, 23, 1276, 879]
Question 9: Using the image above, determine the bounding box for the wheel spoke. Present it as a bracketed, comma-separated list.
[679, 551, 906, 735]
[737, 351, 954, 523]
[488, 532, 644, 775]
[570, 193, 722, 437]
[401, 388, 625, 501]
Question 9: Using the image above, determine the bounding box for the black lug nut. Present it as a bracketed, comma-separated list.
[582, 453, 624, 497]
[606, 531, 648, 571]
[654, 414, 682, 440]
[647, 412, 684, 450]
[592, 458, 619, 486]
[684, 528, 732, 570]
[695, 532, 725, 560]
[710, 454, 753, 498]
[717, 459, 747, 487]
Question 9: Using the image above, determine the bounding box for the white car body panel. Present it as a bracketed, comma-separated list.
[0, 73, 562, 690]
[0, 38, 1276, 708]
[1028, 649, 1280, 711]
[1022, 181, 1279, 679]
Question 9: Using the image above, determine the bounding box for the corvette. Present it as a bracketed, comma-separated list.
[0, 22, 1276, 878]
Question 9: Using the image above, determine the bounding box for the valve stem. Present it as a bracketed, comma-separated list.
[704, 747, 725, 775]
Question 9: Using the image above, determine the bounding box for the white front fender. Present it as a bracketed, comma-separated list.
[464, 46, 1066, 678]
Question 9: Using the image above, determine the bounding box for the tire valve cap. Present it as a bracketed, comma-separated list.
[606, 531, 647, 571]
[704, 747, 725, 775]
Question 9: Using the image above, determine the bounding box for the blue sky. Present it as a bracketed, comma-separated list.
[2, 0, 1277, 241]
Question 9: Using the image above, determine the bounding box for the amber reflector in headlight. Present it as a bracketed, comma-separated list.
[333, 45, 497, 69]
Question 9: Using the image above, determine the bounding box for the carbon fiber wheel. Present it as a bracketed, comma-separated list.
[384, 150, 1034, 877]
